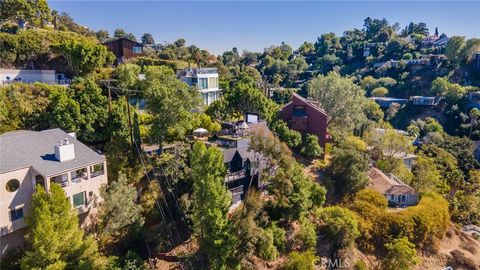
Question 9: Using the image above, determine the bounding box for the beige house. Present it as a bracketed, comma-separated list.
[0, 129, 107, 258]
[367, 167, 419, 207]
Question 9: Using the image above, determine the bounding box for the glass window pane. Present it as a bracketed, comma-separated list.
[10, 208, 23, 221]
[73, 192, 85, 208]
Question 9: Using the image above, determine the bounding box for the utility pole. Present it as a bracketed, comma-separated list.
[125, 93, 134, 147]
[100, 79, 137, 148]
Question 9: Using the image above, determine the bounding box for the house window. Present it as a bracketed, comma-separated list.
[73, 192, 86, 208]
[6, 179, 20, 192]
[10, 208, 23, 221]
[293, 105, 307, 116]
[90, 163, 104, 178]
[71, 168, 87, 183]
[132, 46, 142, 54]
[203, 93, 208, 105]
[198, 78, 208, 89]
[50, 174, 69, 187]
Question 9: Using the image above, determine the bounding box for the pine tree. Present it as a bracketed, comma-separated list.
[190, 142, 238, 269]
[98, 172, 144, 238]
[21, 184, 108, 270]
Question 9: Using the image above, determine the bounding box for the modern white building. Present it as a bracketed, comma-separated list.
[0, 69, 69, 85]
[178, 68, 222, 106]
[0, 129, 107, 257]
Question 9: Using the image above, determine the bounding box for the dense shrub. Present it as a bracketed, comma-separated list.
[271, 119, 302, 148]
[300, 134, 324, 158]
[297, 217, 317, 249]
[316, 206, 360, 249]
[351, 191, 450, 252]
[256, 228, 279, 261]
[283, 250, 317, 270]
[269, 224, 287, 251]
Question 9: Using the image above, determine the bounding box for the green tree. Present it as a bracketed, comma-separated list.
[445, 36, 467, 67]
[21, 184, 108, 270]
[141, 33, 155, 44]
[300, 134, 324, 158]
[190, 142, 237, 269]
[297, 217, 317, 249]
[382, 237, 420, 270]
[328, 144, 370, 198]
[114, 64, 141, 90]
[48, 86, 82, 133]
[250, 130, 325, 220]
[50, 39, 114, 76]
[307, 72, 367, 135]
[271, 120, 302, 148]
[98, 173, 144, 238]
[371, 86, 389, 97]
[284, 250, 317, 270]
[143, 66, 201, 145]
[96, 30, 110, 42]
[0, 0, 51, 28]
[113, 28, 126, 38]
[317, 206, 360, 249]
[256, 228, 279, 261]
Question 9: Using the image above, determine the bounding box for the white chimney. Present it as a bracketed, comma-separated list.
[54, 138, 75, 162]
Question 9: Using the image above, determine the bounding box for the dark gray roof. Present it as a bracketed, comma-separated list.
[0, 129, 105, 176]
[221, 147, 256, 163]
[222, 148, 237, 163]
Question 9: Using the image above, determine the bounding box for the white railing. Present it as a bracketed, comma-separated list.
[225, 169, 246, 183]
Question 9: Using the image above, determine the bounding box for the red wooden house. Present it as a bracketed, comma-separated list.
[102, 37, 144, 64]
[279, 93, 328, 149]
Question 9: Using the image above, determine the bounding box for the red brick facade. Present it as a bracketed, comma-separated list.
[279, 93, 328, 149]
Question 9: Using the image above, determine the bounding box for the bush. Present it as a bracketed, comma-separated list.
[351, 192, 450, 252]
[371, 87, 389, 97]
[353, 260, 368, 270]
[317, 206, 360, 249]
[257, 228, 279, 261]
[354, 189, 388, 209]
[284, 250, 317, 270]
[297, 217, 317, 249]
[300, 134, 324, 158]
[382, 237, 420, 270]
[269, 224, 287, 251]
[271, 120, 302, 148]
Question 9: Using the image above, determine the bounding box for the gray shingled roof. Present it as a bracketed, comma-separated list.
[0, 129, 105, 176]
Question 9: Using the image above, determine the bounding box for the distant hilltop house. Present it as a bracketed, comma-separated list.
[370, 128, 417, 170]
[178, 68, 222, 106]
[370, 97, 408, 108]
[0, 129, 107, 258]
[206, 113, 268, 204]
[103, 37, 144, 65]
[367, 167, 419, 207]
[410, 96, 442, 106]
[279, 93, 329, 150]
[0, 69, 69, 85]
[420, 35, 449, 49]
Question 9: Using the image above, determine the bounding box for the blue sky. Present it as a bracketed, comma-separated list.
[48, 1, 479, 55]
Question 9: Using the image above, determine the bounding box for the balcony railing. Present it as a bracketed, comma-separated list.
[90, 170, 104, 178]
[225, 169, 246, 183]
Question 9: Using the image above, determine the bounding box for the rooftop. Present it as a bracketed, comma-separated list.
[0, 129, 104, 176]
[367, 167, 417, 195]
